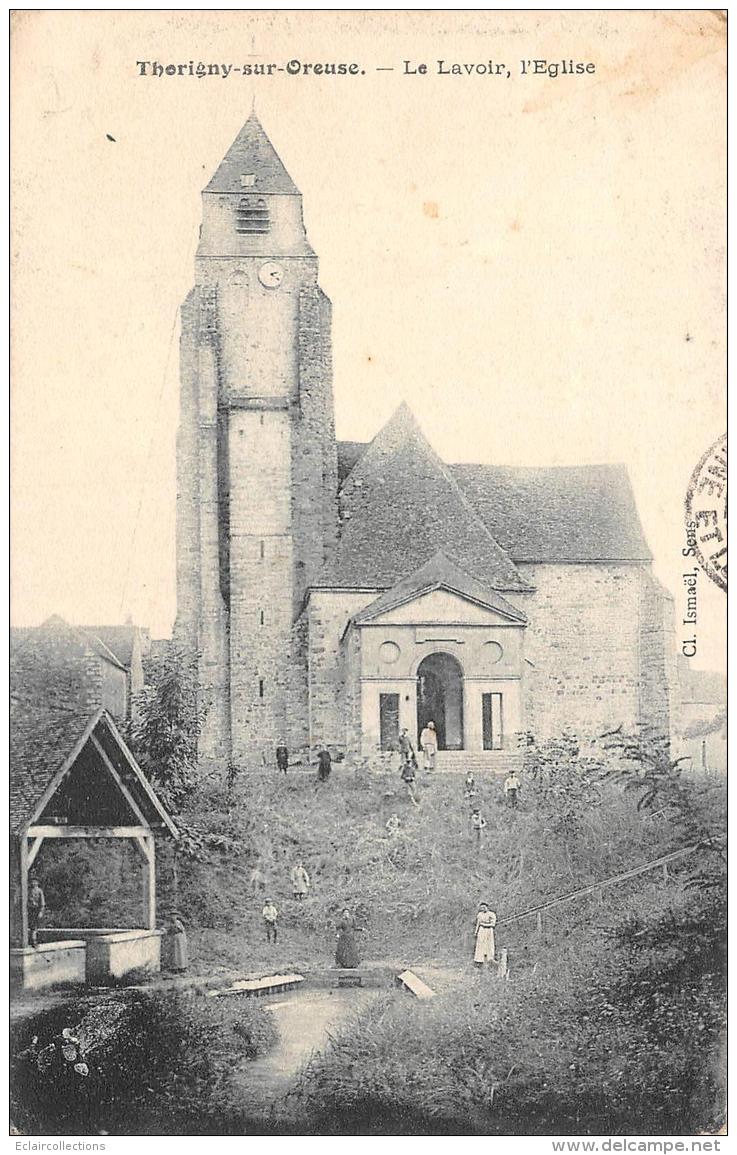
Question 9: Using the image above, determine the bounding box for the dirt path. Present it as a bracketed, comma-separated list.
[234, 988, 379, 1120]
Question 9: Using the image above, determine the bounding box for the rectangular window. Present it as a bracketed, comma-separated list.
[259, 540, 265, 559]
[379, 693, 400, 753]
[259, 679, 265, 699]
[259, 610, 265, 626]
[482, 693, 503, 751]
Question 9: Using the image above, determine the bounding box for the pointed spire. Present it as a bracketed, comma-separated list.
[205, 113, 300, 195]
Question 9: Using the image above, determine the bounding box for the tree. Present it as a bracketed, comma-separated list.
[130, 645, 206, 812]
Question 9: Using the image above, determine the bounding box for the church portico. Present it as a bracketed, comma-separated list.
[345, 552, 528, 757]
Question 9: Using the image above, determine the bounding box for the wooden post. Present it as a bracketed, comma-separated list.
[136, 834, 156, 930]
[662, 862, 669, 881]
[498, 948, 509, 980]
[19, 835, 29, 948]
[536, 910, 543, 936]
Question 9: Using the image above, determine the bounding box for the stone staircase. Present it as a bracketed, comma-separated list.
[434, 750, 523, 775]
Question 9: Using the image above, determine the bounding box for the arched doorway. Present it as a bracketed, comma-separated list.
[417, 653, 464, 750]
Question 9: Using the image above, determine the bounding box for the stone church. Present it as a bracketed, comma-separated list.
[175, 114, 677, 770]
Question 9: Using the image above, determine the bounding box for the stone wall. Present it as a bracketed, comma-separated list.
[306, 589, 377, 751]
[173, 288, 201, 652]
[516, 563, 643, 743]
[638, 571, 679, 742]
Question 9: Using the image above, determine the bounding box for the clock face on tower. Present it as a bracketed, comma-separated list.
[258, 261, 284, 289]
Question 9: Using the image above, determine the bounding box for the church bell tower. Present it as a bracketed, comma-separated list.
[175, 114, 338, 765]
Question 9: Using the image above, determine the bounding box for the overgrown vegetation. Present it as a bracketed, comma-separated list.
[16, 717, 726, 1135]
[130, 645, 205, 812]
[291, 729, 726, 1135]
[10, 988, 278, 1134]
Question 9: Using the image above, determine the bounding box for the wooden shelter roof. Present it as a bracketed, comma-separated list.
[9, 704, 178, 838]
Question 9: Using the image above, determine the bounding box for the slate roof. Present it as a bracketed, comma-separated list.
[11, 618, 126, 671]
[324, 404, 529, 592]
[451, 462, 652, 563]
[205, 113, 300, 195]
[9, 700, 94, 833]
[332, 415, 652, 577]
[9, 704, 178, 836]
[352, 552, 528, 625]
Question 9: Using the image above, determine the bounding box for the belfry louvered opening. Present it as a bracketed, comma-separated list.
[235, 196, 270, 234]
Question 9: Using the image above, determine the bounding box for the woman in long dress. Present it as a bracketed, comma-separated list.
[335, 908, 361, 968]
[168, 913, 188, 972]
[473, 903, 497, 966]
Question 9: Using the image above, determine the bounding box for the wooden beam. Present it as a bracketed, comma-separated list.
[26, 709, 105, 830]
[27, 836, 45, 869]
[19, 836, 29, 947]
[100, 714, 179, 838]
[136, 834, 156, 930]
[90, 734, 149, 826]
[27, 824, 150, 839]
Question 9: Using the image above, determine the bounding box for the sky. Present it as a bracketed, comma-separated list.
[11, 11, 726, 670]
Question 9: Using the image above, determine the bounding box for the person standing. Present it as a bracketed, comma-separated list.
[262, 899, 279, 944]
[398, 728, 415, 770]
[470, 807, 487, 846]
[317, 748, 332, 782]
[504, 771, 521, 809]
[401, 753, 419, 805]
[463, 771, 477, 802]
[473, 903, 497, 967]
[335, 908, 361, 968]
[28, 877, 45, 948]
[420, 721, 438, 771]
[275, 741, 289, 774]
[167, 913, 189, 973]
[249, 863, 266, 896]
[291, 861, 311, 900]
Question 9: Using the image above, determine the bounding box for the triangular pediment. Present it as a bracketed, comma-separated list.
[352, 553, 527, 628]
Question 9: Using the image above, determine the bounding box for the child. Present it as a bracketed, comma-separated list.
[401, 756, 419, 805]
[262, 899, 279, 944]
[385, 813, 402, 836]
[470, 807, 487, 846]
[464, 771, 477, 802]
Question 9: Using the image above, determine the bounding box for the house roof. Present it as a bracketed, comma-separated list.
[324, 404, 529, 592]
[204, 113, 300, 195]
[9, 704, 178, 837]
[352, 552, 528, 625]
[334, 423, 652, 569]
[678, 658, 726, 706]
[11, 617, 126, 671]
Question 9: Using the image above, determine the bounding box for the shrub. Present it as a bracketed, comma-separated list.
[10, 988, 278, 1135]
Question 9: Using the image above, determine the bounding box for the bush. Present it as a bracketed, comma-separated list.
[10, 988, 278, 1134]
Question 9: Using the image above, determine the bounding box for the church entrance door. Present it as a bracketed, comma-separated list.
[416, 653, 464, 750]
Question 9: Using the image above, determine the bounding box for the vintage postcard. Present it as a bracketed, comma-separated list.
[10, 10, 726, 1141]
